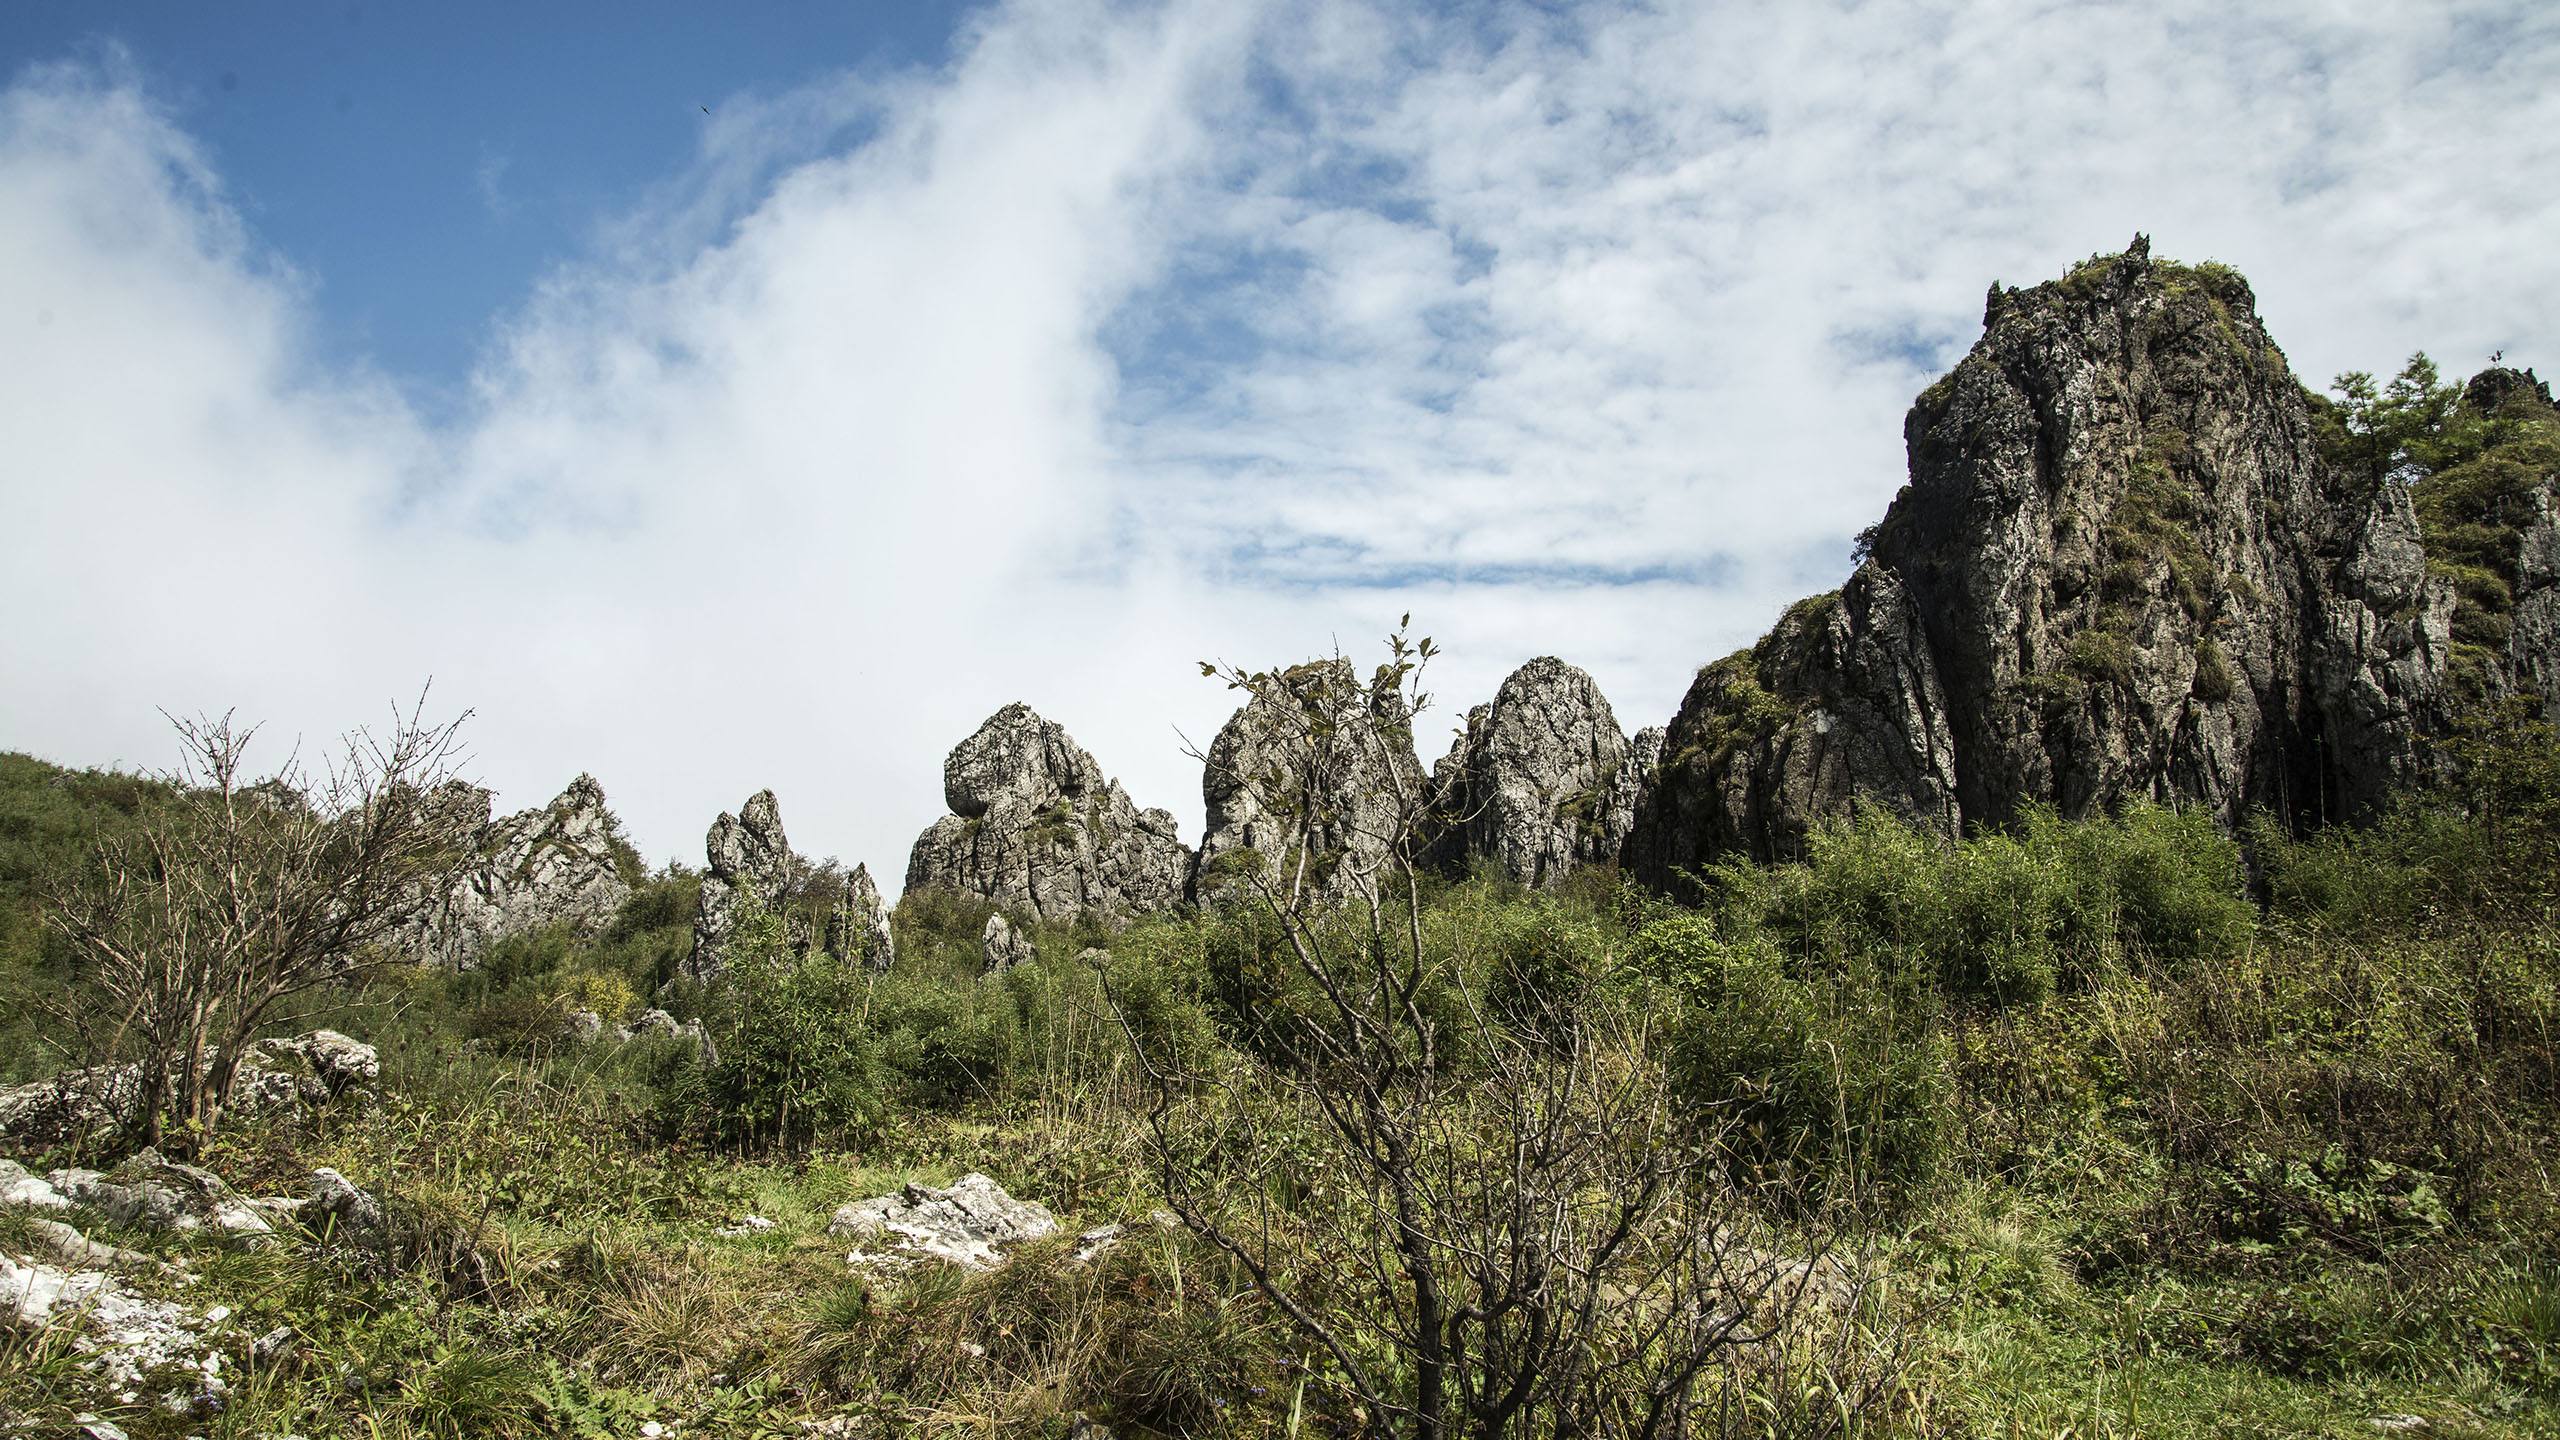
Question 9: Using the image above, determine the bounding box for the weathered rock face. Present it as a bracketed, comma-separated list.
[1629, 568, 1963, 876]
[905, 705, 1190, 921]
[2424, 367, 2560, 721]
[981, 913, 1035, 974]
[402, 775, 633, 969]
[688, 789, 801, 982]
[1427, 658, 1649, 886]
[823, 863, 896, 972]
[1196, 660, 1427, 904]
[1632, 240, 2453, 874]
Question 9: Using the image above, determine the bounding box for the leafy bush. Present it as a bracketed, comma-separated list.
[677, 911, 884, 1150]
[1639, 914, 1951, 1205]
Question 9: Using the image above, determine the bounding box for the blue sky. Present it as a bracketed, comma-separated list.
[4, 0, 2557, 880]
[2, 1, 968, 402]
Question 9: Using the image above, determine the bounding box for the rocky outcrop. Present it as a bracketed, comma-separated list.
[981, 914, 1036, 973]
[402, 776, 633, 969]
[687, 790, 800, 981]
[1631, 239, 2454, 875]
[0, 1031, 377, 1147]
[1196, 660, 1427, 904]
[826, 1173, 1060, 1271]
[2420, 366, 2560, 720]
[824, 863, 896, 971]
[905, 705, 1190, 921]
[1426, 657, 1650, 886]
[42, 1150, 275, 1241]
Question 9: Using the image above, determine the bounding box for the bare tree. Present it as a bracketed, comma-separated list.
[1109, 625, 1893, 1438]
[40, 695, 476, 1152]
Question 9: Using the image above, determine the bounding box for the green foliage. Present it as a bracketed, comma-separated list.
[680, 910, 885, 1151]
[1645, 916, 1952, 1204]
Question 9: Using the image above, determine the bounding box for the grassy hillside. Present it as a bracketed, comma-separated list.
[1, 697, 2555, 1437]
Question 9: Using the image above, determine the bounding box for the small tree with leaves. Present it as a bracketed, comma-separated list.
[39, 697, 477, 1153]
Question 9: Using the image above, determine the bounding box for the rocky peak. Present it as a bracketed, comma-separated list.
[944, 702, 1105, 818]
[1632, 240, 2452, 875]
[1428, 657, 1649, 886]
[707, 789, 794, 891]
[688, 788, 805, 981]
[824, 862, 896, 972]
[905, 705, 1189, 921]
[2462, 366, 2557, 415]
[1196, 658, 1425, 904]
[400, 776, 633, 969]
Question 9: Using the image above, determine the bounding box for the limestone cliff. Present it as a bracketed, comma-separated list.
[1630, 239, 2458, 877]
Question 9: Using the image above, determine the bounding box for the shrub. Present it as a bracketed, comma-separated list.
[681, 911, 883, 1150]
[1642, 916, 1951, 1205]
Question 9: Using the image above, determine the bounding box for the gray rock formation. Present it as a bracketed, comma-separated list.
[823, 863, 896, 972]
[1427, 657, 1650, 886]
[981, 914, 1036, 973]
[688, 789, 801, 982]
[402, 775, 633, 969]
[44, 1149, 273, 1240]
[1196, 659, 1427, 904]
[905, 705, 1190, 921]
[0, 1031, 377, 1146]
[825, 1172, 1060, 1271]
[1631, 240, 2454, 876]
[305, 1167, 387, 1244]
[2434, 367, 2560, 720]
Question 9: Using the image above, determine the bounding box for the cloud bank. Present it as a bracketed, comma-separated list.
[5, 0, 2557, 882]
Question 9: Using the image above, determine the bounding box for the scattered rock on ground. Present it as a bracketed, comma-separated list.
[826, 1173, 1060, 1271]
[0, 1249, 227, 1399]
[46, 1149, 274, 1242]
[1, 1156, 71, 1210]
[0, 1031, 378, 1147]
[304, 1167, 387, 1244]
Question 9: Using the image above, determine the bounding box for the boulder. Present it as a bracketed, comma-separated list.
[981, 914, 1036, 974]
[825, 1173, 1060, 1271]
[1631, 240, 2455, 874]
[0, 1157, 71, 1211]
[0, 1031, 377, 1147]
[304, 1168, 387, 1244]
[46, 1150, 273, 1241]
[1196, 659, 1427, 905]
[1427, 657, 1650, 886]
[906, 705, 1191, 921]
[241, 1029, 379, 1098]
[400, 775, 634, 969]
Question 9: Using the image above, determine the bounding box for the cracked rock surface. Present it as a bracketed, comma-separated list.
[906, 704, 1189, 921]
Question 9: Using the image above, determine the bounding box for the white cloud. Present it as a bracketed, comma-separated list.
[4, 2, 2558, 886]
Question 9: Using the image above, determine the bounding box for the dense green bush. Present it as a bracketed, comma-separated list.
[674, 911, 885, 1151]
[1635, 911, 1951, 1204]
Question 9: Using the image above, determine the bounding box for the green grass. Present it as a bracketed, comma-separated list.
[4, 724, 2559, 1436]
